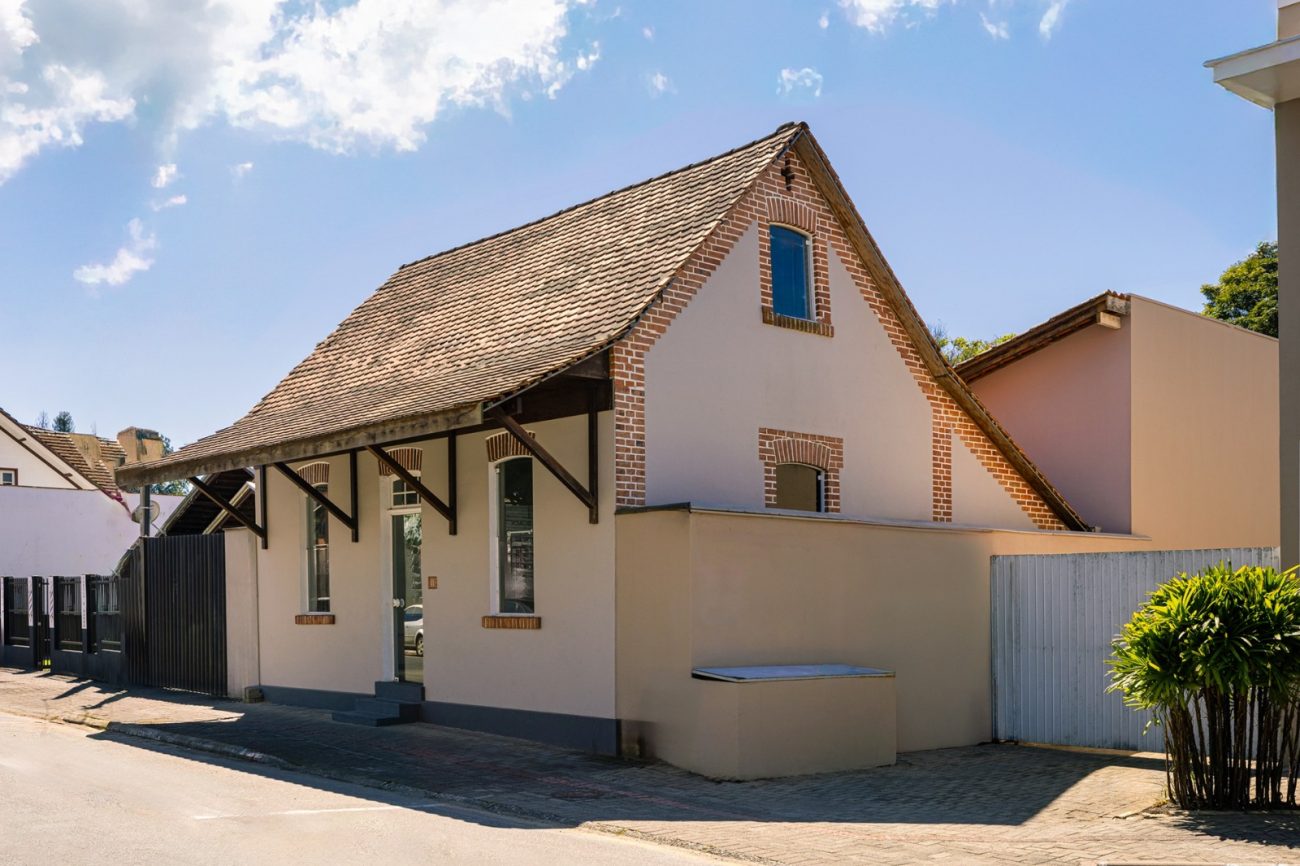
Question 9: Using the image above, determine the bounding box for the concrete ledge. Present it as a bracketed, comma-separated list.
[259, 684, 367, 713]
[422, 700, 618, 755]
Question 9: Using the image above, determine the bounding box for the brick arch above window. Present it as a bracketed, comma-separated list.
[376, 446, 423, 476]
[758, 428, 844, 513]
[297, 462, 329, 486]
[485, 430, 536, 463]
[765, 195, 818, 234]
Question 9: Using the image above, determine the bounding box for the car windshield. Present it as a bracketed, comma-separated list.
[404, 606, 422, 621]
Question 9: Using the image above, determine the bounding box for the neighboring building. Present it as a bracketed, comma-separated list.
[121, 122, 1170, 779]
[1208, 0, 1300, 565]
[0, 408, 180, 575]
[957, 293, 1279, 549]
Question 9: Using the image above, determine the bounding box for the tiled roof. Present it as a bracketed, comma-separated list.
[122, 123, 803, 484]
[24, 427, 126, 498]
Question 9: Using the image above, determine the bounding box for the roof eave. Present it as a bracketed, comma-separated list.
[791, 133, 1092, 533]
[116, 403, 483, 487]
[955, 292, 1130, 383]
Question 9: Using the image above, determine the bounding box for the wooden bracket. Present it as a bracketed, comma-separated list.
[273, 461, 359, 541]
[488, 408, 598, 523]
[189, 476, 266, 540]
[367, 444, 457, 535]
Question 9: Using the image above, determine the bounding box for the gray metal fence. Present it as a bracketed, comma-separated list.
[991, 547, 1280, 751]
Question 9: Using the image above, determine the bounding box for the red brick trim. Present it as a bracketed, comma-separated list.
[294, 613, 335, 625]
[485, 430, 535, 463]
[297, 462, 329, 485]
[761, 307, 834, 336]
[376, 446, 423, 477]
[758, 428, 843, 513]
[611, 148, 1065, 530]
[481, 614, 541, 630]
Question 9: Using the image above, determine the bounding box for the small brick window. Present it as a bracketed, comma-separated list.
[769, 226, 812, 320]
[759, 428, 844, 514]
[774, 463, 823, 512]
[0, 468, 15, 486]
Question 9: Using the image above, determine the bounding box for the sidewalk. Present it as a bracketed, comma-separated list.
[2, 667, 1298, 865]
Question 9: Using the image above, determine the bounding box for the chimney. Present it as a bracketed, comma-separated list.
[117, 427, 167, 465]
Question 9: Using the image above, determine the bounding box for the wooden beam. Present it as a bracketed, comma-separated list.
[586, 386, 599, 524]
[365, 445, 456, 531]
[487, 409, 597, 522]
[273, 462, 358, 537]
[190, 476, 266, 540]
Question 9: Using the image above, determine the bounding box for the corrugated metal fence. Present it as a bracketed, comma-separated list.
[991, 547, 1280, 751]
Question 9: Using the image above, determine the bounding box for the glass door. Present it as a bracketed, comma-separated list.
[391, 505, 423, 683]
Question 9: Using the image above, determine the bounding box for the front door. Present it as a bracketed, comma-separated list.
[391, 510, 423, 683]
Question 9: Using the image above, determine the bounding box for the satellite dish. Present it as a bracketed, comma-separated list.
[132, 501, 162, 525]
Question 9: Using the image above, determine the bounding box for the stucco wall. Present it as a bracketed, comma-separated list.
[255, 412, 618, 720]
[0, 487, 136, 575]
[1127, 296, 1279, 550]
[966, 316, 1132, 533]
[615, 507, 1153, 766]
[644, 222, 1027, 526]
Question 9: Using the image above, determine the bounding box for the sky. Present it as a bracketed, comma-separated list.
[0, 0, 1281, 446]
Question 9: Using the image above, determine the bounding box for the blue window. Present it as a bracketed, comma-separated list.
[770, 226, 811, 320]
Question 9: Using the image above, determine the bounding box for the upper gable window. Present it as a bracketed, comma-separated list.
[0, 469, 15, 486]
[770, 226, 812, 320]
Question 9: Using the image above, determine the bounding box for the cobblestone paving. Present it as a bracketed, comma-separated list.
[3, 668, 1298, 864]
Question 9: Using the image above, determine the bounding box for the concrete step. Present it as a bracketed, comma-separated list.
[353, 698, 420, 722]
[331, 710, 406, 727]
[373, 680, 424, 704]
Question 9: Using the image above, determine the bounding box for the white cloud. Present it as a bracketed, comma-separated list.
[646, 71, 672, 97]
[641, 25, 653, 40]
[0, 0, 597, 184]
[150, 193, 186, 211]
[1039, 0, 1068, 39]
[73, 218, 157, 290]
[818, 11, 830, 29]
[838, 0, 949, 34]
[777, 67, 823, 98]
[980, 12, 1009, 39]
[151, 162, 178, 188]
[231, 160, 253, 179]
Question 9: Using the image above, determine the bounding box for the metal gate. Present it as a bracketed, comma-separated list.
[991, 547, 1280, 751]
[120, 534, 227, 696]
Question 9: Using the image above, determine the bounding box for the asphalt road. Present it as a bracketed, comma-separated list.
[0, 713, 719, 866]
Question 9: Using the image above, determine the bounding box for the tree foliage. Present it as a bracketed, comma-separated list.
[1108, 563, 1300, 809]
[52, 411, 74, 433]
[1201, 241, 1278, 337]
[149, 435, 190, 497]
[930, 323, 1016, 365]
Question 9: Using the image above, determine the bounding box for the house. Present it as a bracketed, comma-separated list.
[1208, 1, 1299, 567]
[956, 293, 1279, 549]
[0, 407, 182, 576]
[120, 122, 1174, 779]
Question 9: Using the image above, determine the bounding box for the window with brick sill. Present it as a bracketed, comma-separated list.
[769, 225, 812, 320]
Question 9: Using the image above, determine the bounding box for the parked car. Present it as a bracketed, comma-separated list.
[404, 604, 423, 656]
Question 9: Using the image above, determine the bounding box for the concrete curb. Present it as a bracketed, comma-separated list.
[102, 722, 293, 770]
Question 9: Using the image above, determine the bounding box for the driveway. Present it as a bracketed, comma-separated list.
[2, 668, 1297, 865]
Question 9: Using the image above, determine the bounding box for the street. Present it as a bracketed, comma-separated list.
[0, 713, 718, 866]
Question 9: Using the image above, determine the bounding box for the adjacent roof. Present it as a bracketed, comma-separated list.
[119, 123, 804, 485]
[955, 292, 1131, 383]
[160, 468, 255, 536]
[23, 427, 128, 499]
[116, 122, 1088, 530]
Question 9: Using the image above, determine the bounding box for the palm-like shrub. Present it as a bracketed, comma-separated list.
[1108, 563, 1300, 809]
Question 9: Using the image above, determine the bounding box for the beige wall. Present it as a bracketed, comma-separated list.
[616, 508, 1152, 769]
[225, 528, 261, 699]
[1127, 296, 1279, 550]
[967, 314, 1132, 533]
[255, 413, 618, 719]
[643, 222, 1027, 527]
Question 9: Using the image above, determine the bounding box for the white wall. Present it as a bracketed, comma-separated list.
[0, 419, 85, 489]
[644, 221, 1030, 527]
[0, 487, 137, 575]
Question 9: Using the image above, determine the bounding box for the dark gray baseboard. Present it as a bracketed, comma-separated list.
[422, 700, 620, 755]
[260, 684, 368, 712]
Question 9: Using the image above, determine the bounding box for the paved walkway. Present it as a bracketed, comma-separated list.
[2, 668, 1298, 865]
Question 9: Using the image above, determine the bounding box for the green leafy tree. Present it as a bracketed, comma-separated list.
[1108, 563, 1300, 808]
[1201, 241, 1278, 337]
[930, 323, 1016, 365]
[52, 411, 74, 433]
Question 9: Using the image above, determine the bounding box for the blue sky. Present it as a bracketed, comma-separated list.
[0, 0, 1280, 446]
